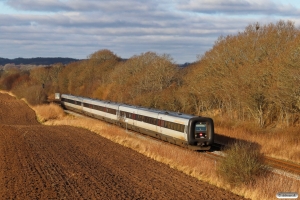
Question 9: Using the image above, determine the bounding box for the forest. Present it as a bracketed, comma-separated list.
[0, 57, 79, 65]
[0, 20, 299, 130]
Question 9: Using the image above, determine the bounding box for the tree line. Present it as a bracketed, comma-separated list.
[0, 20, 299, 128]
[0, 57, 80, 66]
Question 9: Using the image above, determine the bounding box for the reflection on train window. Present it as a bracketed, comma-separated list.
[195, 123, 207, 131]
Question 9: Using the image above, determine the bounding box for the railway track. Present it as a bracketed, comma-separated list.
[63, 108, 300, 178]
[209, 143, 300, 178]
[265, 156, 300, 176]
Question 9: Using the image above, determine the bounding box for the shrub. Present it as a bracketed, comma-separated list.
[217, 141, 268, 186]
[33, 103, 65, 123]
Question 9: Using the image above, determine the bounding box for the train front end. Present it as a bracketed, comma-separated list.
[187, 117, 214, 150]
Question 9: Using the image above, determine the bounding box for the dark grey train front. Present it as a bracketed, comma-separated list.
[58, 94, 214, 150]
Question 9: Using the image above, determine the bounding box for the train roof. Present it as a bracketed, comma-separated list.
[62, 94, 198, 119]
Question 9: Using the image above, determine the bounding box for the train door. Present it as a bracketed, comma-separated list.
[132, 111, 136, 125]
[184, 125, 188, 141]
[157, 114, 164, 134]
[117, 105, 121, 120]
[159, 117, 163, 133]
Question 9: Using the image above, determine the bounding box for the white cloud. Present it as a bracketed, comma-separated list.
[0, 0, 300, 63]
[177, 0, 300, 16]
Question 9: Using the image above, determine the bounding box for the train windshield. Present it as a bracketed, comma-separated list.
[195, 123, 207, 131]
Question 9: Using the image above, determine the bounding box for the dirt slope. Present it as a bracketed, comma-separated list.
[0, 93, 247, 199]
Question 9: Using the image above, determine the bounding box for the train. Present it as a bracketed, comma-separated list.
[56, 93, 214, 150]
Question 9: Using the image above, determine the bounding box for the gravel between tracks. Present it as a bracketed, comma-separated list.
[0, 93, 246, 200]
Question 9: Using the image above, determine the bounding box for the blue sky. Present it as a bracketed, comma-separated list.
[1, 0, 300, 64]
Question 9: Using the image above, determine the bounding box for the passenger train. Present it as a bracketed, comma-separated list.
[57, 93, 214, 150]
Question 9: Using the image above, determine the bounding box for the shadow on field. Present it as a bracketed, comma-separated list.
[210, 133, 262, 152]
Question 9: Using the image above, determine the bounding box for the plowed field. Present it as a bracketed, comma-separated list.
[0, 93, 246, 199]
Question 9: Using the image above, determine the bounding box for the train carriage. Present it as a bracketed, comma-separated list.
[58, 93, 214, 150]
[61, 94, 83, 113]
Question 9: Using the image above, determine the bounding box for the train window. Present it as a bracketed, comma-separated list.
[170, 122, 174, 130]
[164, 121, 168, 128]
[173, 123, 177, 131]
[107, 108, 116, 114]
[177, 124, 181, 131]
[179, 124, 183, 132]
[174, 123, 178, 131]
[195, 123, 207, 131]
[161, 120, 164, 127]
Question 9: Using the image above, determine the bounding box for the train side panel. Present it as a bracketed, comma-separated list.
[60, 94, 213, 150]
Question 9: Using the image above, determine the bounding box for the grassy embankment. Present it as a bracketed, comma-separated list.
[214, 118, 300, 164]
[32, 102, 300, 200]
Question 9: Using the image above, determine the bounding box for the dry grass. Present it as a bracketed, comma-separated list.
[0, 90, 17, 97]
[215, 126, 300, 164]
[30, 104, 300, 200]
[33, 103, 66, 123]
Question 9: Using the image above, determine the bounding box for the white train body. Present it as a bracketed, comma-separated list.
[60, 94, 214, 150]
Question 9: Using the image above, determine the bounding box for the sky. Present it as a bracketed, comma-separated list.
[1, 0, 300, 64]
